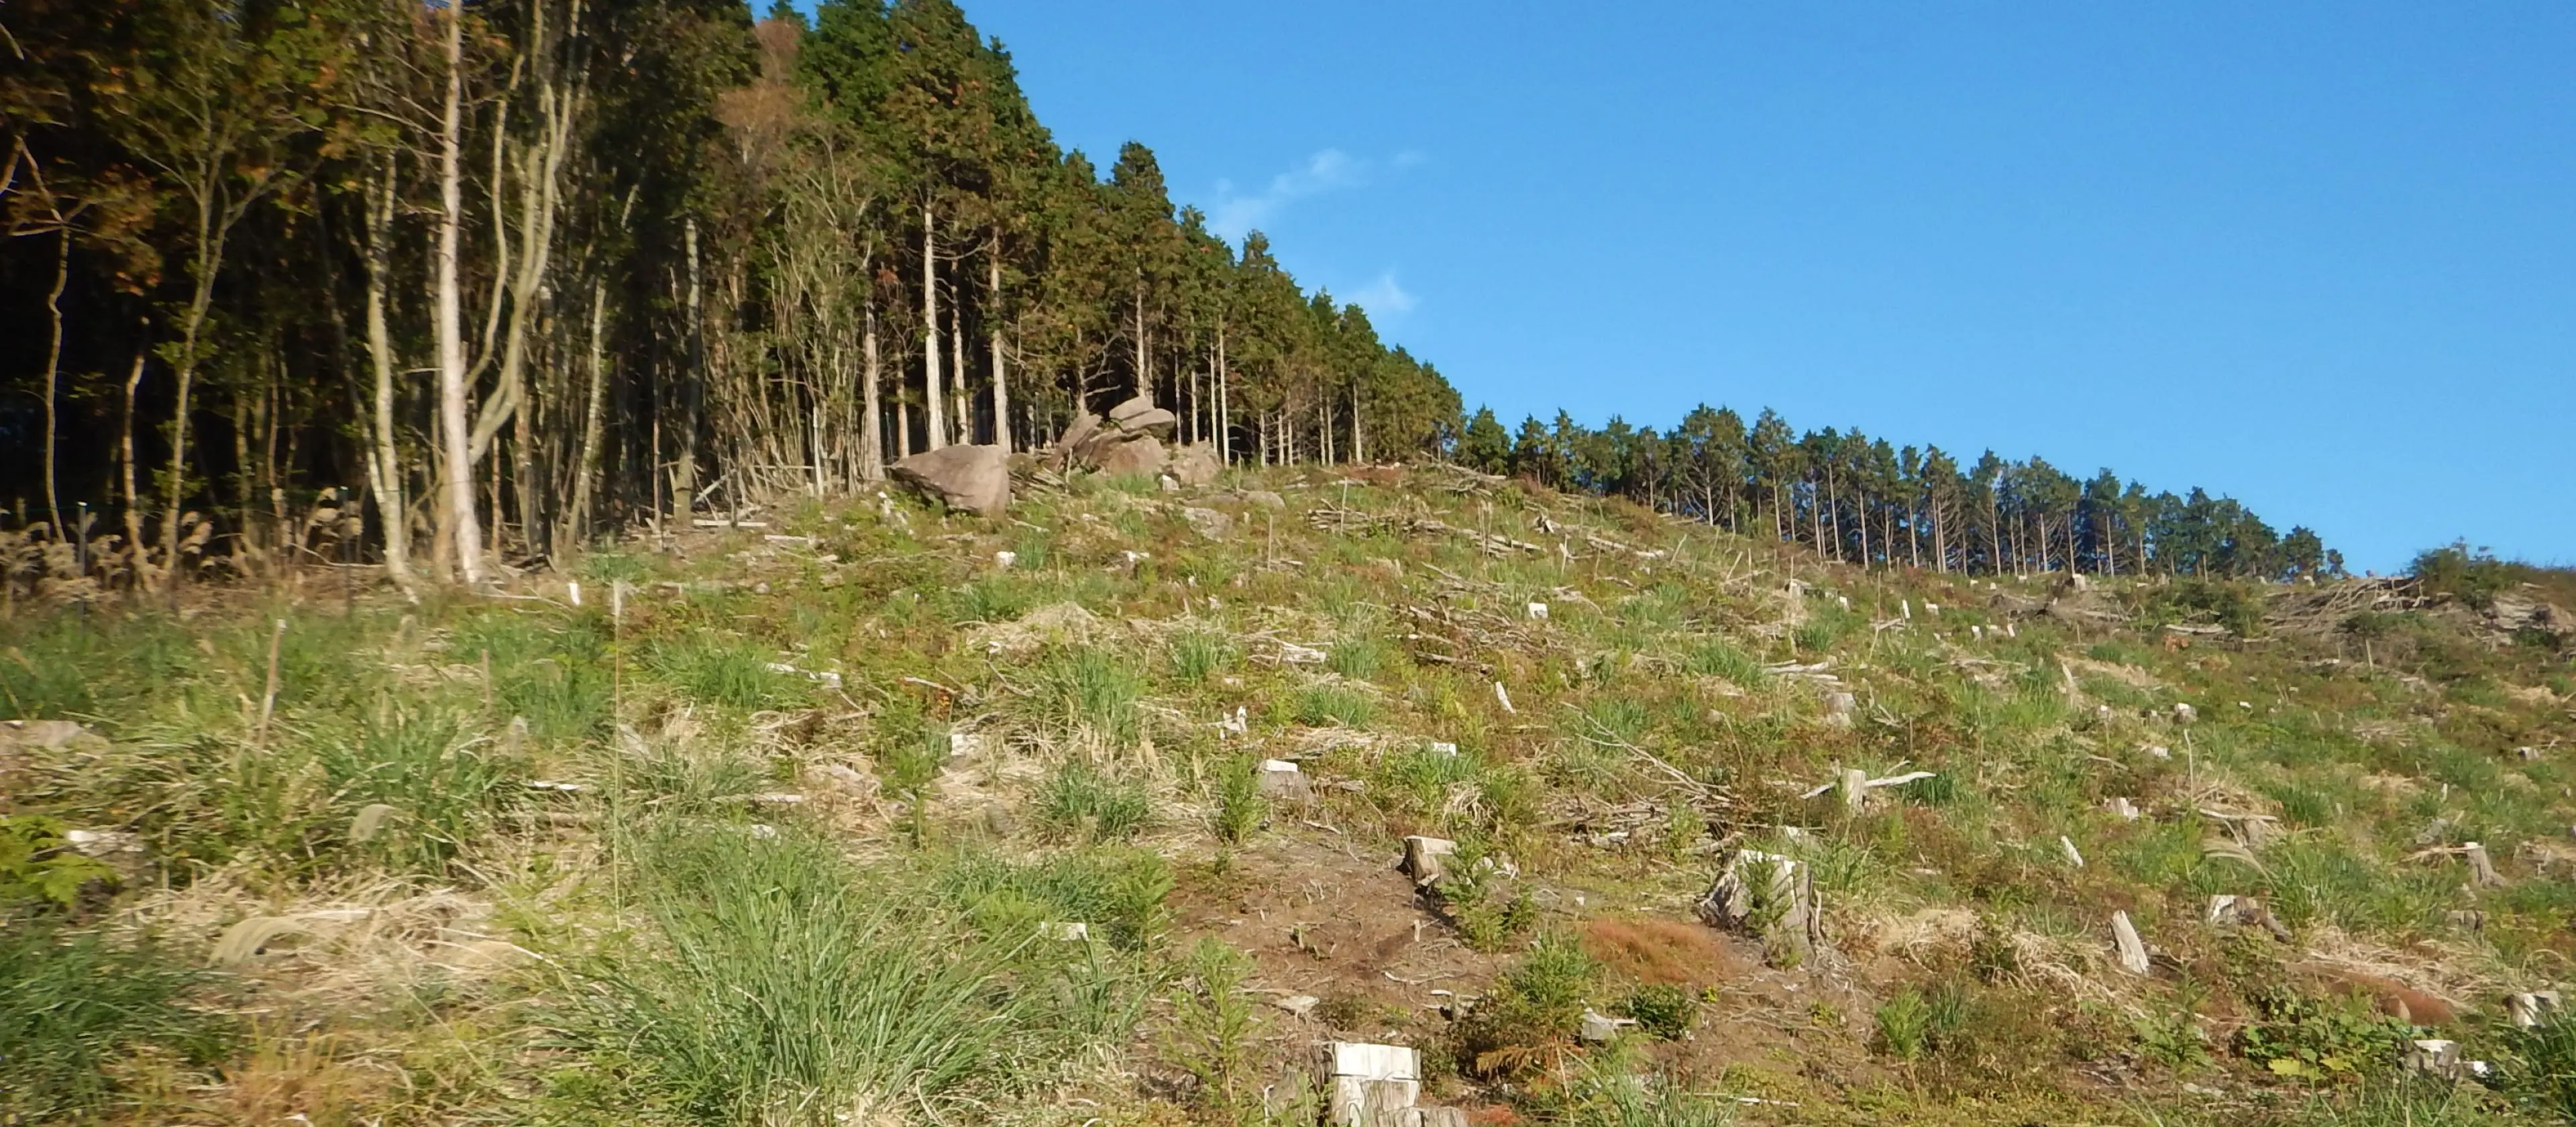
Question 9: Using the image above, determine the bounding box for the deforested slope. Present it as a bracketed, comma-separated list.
[2, 463, 2572, 1126]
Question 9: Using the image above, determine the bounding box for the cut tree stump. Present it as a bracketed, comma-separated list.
[1402, 836, 1456, 887]
[2111, 911, 2150, 975]
[2510, 991, 2563, 1029]
[1330, 1042, 1421, 1127]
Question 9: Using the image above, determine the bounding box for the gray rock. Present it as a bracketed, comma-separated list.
[1242, 490, 1286, 509]
[1183, 507, 1234, 540]
[0, 719, 95, 750]
[1096, 434, 1167, 478]
[1057, 412, 1102, 451]
[890, 443, 1011, 517]
[1168, 443, 1222, 486]
[1106, 394, 1177, 437]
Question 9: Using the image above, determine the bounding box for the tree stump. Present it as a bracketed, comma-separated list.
[2111, 911, 2150, 975]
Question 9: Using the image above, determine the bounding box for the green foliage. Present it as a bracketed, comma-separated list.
[319, 706, 523, 873]
[2410, 541, 2518, 610]
[1876, 989, 1933, 1061]
[2237, 986, 2414, 1081]
[651, 638, 804, 710]
[1438, 845, 1538, 952]
[1375, 745, 1530, 831]
[568, 826, 1089, 1122]
[1617, 983, 1697, 1042]
[1874, 978, 1981, 1064]
[2137, 578, 2263, 636]
[1210, 757, 1265, 844]
[951, 577, 1034, 623]
[871, 721, 949, 803]
[1294, 684, 1377, 727]
[940, 848, 1173, 953]
[0, 924, 232, 1124]
[1161, 938, 1262, 1124]
[1685, 637, 1766, 686]
[1032, 760, 1152, 843]
[1454, 932, 1597, 1077]
[2500, 1006, 2576, 1122]
[1555, 1062, 1740, 1127]
[0, 615, 197, 722]
[1169, 631, 1236, 685]
[2288, 1078, 2527, 1126]
[2135, 983, 2213, 1071]
[0, 815, 114, 909]
[1326, 637, 1389, 681]
[1036, 650, 1144, 743]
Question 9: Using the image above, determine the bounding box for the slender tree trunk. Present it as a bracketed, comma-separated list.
[119, 350, 145, 575]
[862, 301, 885, 478]
[921, 205, 944, 449]
[361, 159, 413, 584]
[1216, 318, 1230, 464]
[950, 277, 968, 443]
[987, 244, 1006, 453]
[674, 217, 704, 521]
[1131, 284, 1148, 403]
[39, 226, 67, 539]
[232, 381, 256, 566]
[1350, 383, 1364, 464]
[569, 276, 610, 545]
[435, 2, 485, 584]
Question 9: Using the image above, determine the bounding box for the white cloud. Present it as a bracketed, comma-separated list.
[1208, 149, 1366, 241]
[1344, 272, 1417, 316]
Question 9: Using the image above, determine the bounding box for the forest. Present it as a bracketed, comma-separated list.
[1, 0, 2329, 592]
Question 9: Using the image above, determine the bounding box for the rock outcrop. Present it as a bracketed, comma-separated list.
[890, 443, 1010, 518]
[1053, 394, 1190, 478]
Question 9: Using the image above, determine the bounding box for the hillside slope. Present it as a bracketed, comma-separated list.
[3, 464, 2573, 1126]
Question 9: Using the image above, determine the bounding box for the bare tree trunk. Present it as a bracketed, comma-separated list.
[1132, 284, 1148, 403]
[569, 276, 610, 545]
[673, 216, 703, 521]
[361, 160, 413, 584]
[986, 243, 1006, 453]
[435, 2, 485, 584]
[922, 205, 944, 449]
[861, 301, 885, 479]
[950, 277, 968, 443]
[156, 197, 229, 588]
[1216, 317, 1230, 464]
[119, 350, 145, 574]
[1350, 382, 1363, 464]
[39, 226, 67, 538]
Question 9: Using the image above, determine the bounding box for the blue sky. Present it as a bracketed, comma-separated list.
[931, 1, 2573, 572]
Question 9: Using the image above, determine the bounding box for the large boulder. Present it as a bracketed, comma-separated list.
[1052, 394, 1182, 477]
[1106, 394, 1177, 438]
[1096, 434, 1166, 478]
[890, 443, 1010, 518]
[1167, 443, 1222, 487]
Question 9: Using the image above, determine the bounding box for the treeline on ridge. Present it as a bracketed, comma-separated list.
[1, 0, 2326, 589]
[1457, 407, 2341, 581]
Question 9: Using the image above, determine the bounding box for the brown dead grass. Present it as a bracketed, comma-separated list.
[1580, 916, 1739, 987]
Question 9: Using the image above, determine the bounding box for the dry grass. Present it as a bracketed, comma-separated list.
[1580, 916, 1740, 988]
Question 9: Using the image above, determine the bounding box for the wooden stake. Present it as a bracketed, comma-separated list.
[256, 618, 286, 747]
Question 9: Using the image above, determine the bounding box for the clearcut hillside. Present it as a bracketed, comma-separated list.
[3, 462, 2575, 1127]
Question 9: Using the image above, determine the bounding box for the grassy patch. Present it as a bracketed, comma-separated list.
[0, 924, 233, 1124]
